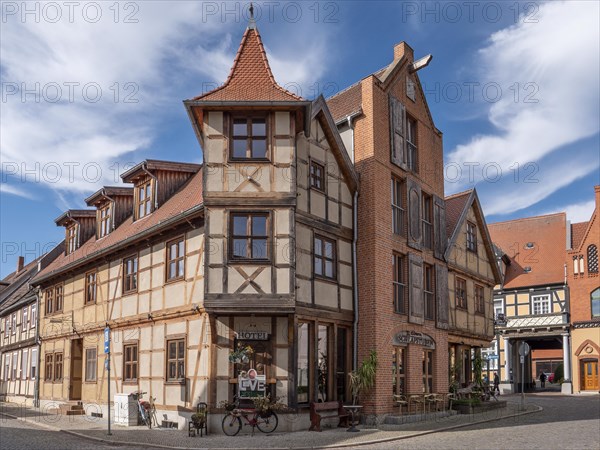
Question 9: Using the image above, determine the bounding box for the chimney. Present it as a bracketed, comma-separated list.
[17, 256, 24, 273]
[394, 41, 414, 62]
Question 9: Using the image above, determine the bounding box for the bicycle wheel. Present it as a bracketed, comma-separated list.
[222, 414, 242, 436]
[139, 406, 150, 429]
[256, 411, 278, 433]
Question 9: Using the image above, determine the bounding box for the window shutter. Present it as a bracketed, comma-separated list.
[389, 94, 407, 169]
[408, 253, 424, 324]
[407, 178, 422, 250]
[433, 195, 447, 260]
[435, 264, 449, 329]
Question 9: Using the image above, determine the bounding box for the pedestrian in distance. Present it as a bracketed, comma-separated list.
[540, 372, 547, 388]
[493, 372, 500, 395]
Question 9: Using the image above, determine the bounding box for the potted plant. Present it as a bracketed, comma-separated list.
[252, 395, 287, 418]
[218, 400, 236, 412]
[191, 411, 206, 430]
[349, 351, 378, 405]
[229, 343, 254, 364]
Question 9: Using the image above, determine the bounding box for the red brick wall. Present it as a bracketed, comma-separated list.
[566, 186, 599, 323]
[353, 43, 448, 416]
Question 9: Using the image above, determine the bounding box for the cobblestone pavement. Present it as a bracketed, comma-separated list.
[1, 394, 597, 449]
[0, 414, 148, 450]
[361, 394, 600, 450]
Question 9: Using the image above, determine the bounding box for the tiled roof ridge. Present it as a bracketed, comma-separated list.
[445, 189, 473, 200]
[489, 212, 566, 226]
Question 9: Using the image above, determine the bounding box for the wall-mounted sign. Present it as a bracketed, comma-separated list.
[238, 369, 266, 398]
[237, 331, 269, 340]
[393, 331, 435, 349]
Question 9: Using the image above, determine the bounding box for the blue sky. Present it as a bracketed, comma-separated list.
[1, 0, 599, 277]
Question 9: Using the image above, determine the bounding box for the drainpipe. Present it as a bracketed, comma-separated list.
[34, 287, 41, 408]
[352, 191, 359, 371]
[141, 164, 159, 210]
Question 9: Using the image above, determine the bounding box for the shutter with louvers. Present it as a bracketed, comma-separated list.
[389, 94, 407, 169]
[408, 253, 424, 324]
[435, 264, 449, 329]
[433, 195, 447, 260]
[407, 178, 422, 250]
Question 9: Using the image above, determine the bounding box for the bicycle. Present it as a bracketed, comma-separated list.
[130, 391, 154, 429]
[221, 404, 278, 436]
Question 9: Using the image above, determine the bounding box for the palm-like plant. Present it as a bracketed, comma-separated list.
[349, 351, 378, 405]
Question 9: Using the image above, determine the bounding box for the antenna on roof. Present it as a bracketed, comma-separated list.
[248, 2, 256, 29]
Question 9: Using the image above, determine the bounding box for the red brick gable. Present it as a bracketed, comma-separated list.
[191, 26, 302, 102]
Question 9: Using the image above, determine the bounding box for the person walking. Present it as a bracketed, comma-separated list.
[540, 372, 547, 388]
[493, 372, 500, 395]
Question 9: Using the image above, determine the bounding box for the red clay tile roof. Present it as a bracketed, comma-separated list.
[488, 213, 567, 289]
[327, 82, 362, 124]
[571, 221, 589, 250]
[445, 190, 472, 238]
[34, 170, 204, 284]
[191, 27, 302, 102]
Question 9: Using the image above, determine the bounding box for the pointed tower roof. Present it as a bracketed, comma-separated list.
[191, 22, 303, 103]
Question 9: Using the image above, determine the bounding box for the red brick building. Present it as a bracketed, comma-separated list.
[567, 186, 600, 392]
[328, 42, 449, 416]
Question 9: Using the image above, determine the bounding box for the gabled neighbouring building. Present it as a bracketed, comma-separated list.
[489, 214, 571, 394]
[566, 186, 600, 393]
[444, 189, 502, 388]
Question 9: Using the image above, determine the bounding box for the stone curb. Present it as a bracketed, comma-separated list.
[1, 405, 543, 450]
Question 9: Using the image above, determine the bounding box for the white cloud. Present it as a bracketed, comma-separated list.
[446, 1, 600, 214]
[0, 183, 34, 199]
[0, 2, 334, 204]
[544, 199, 595, 224]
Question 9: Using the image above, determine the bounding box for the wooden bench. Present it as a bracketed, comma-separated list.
[308, 401, 349, 432]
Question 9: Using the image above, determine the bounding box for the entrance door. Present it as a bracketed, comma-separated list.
[581, 360, 599, 391]
[69, 339, 83, 400]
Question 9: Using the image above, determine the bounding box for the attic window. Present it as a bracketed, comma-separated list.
[136, 180, 153, 219]
[524, 266, 532, 273]
[66, 224, 78, 255]
[231, 116, 268, 160]
[98, 204, 111, 238]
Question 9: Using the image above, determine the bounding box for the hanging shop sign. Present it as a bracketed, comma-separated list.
[236, 330, 269, 340]
[393, 331, 435, 349]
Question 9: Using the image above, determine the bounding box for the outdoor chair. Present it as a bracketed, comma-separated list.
[393, 394, 408, 415]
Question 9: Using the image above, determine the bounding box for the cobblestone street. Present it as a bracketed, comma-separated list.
[1, 394, 598, 449]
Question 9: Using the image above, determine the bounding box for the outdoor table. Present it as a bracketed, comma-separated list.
[342, 405, 363, 432]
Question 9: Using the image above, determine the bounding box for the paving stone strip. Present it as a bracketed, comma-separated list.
[0, 400, 541, 449]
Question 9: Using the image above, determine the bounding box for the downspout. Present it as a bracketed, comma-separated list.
[34, 287, 41, 408]
[346, 115, 359, 370]
[141, 164, 159, 210]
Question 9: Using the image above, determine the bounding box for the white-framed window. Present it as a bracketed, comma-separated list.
[3, 354, 10, 380]
[31, 348, 38, 380]
[30, 303, 37, 329]
[21, 349, 28, 380]
[532, 294, 551, 315]
[22, 306, 28, 332]
[11, 313, 17, 335]
[494, 298, 504, 317]
[12, 352, 18, 380]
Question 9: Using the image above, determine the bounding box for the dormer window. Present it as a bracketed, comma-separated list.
[231, 116, 268, 160]
[98, 204, 111, 238]
[137, 180, 153, 219]
[66, 225, 78, 255]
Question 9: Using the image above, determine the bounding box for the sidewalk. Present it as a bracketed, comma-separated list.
[0, 398, 541, 449]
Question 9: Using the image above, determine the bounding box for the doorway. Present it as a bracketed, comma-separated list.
[581, 360, 598, 391]
[69, 339, 83, 400]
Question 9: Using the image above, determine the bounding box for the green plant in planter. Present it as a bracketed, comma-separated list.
[349, 351, 378, 405]
[229, 343, 254, 364]
[191, 412, 206, 428]
[473, 353, 484, 387]
[252, 395, 288, 417]
[218, 400, 236, 412]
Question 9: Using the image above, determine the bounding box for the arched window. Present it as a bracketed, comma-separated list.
[587, 245, 598, 273]
[591, 288, 600, 318]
